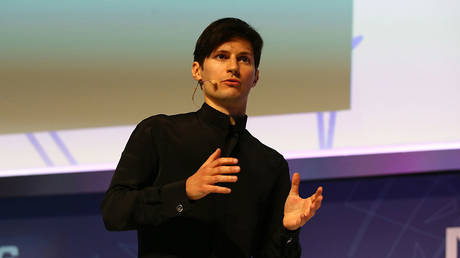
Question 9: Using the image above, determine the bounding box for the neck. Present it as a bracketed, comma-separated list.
[204, 98, 247, 117]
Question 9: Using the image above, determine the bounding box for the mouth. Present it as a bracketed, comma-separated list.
[222, 78, 241, 86]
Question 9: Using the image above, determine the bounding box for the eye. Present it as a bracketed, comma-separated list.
[215, 53, 227, 60]
[238, 56, 250, 63]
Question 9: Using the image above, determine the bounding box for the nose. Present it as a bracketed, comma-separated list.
[227, 56, 240, 77]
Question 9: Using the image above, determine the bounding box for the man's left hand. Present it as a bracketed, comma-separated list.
[283, 172, 323, 231]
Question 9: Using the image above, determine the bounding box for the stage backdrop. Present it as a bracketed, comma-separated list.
[1, 0, 459, 179]
[0, 170, 459, 258]
[0, 0, 351, 134]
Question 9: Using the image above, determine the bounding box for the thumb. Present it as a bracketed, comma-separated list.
[201, 148, 221, 168]
[289, 172, 300, 196]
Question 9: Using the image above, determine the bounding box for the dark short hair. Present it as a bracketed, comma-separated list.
[193, 17, 263, 69]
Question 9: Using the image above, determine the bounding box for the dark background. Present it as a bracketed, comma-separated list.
[1, 169, 458, 258]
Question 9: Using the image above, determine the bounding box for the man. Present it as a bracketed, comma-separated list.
[101, 17, 323, 258]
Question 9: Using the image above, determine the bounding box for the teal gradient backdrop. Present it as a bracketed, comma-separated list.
[1, 0, 352, 134]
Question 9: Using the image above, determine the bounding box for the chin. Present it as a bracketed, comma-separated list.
[213, 94, 242, 102]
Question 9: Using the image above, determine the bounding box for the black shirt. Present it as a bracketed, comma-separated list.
[101, 103, 301, 258]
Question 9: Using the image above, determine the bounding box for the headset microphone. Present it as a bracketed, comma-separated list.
[193, 80, 218, 103]
[199, 80, 218, 88]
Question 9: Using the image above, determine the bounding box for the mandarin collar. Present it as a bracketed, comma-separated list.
[197, 103, 247, 133]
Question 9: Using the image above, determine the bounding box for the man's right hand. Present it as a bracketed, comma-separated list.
[186, 148, 240, 201]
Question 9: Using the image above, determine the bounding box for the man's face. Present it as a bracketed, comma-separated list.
[192, 38, 259, 113]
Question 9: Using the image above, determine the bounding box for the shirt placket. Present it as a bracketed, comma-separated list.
[211, 124, 241, 255]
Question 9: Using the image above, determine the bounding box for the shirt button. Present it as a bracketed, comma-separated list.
[286, 237, 293, 244]
[176, 203, 184, 213]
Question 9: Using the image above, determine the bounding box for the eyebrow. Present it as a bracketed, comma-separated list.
[214, 50, 253, 56]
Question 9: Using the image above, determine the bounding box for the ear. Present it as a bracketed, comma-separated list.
[252, 69, 259, 88]
[192, 61, 202, 82]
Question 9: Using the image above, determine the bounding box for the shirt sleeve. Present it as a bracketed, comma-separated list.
[101, 118, 193, 231]
[255, 159, 302, 258]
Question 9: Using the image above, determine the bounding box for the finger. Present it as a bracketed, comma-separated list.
[210, 175, 238, 184]
[314, 186, 323, 197]
[304, 207, 313, 218]
[308, 196, 323, 217]
[305, 209, 316, 220]
[206, 185, 232, 194]
[201, 148, 221, 168]
[289, 172, 300, 196]
[303, 200, 313, 219]
[210, 157, 239, 168]
[312, 195, 323, 210]
[305, 198, 319, 215]
[211, 165, 240, 175]
[309, 186, 323, 201]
